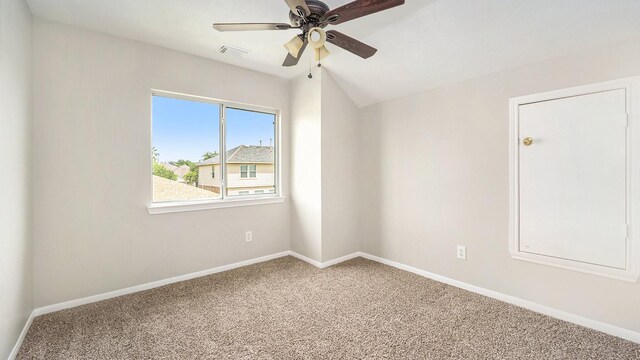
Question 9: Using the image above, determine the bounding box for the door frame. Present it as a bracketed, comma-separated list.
[509, 76, 640, 282]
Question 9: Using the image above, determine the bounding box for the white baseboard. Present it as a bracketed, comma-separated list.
[358, 252, 640, 344]
[320, 252, 361, 268]
[10, 249, 638, 358]
[288, 251, 361, 269]
[8, 311, 35, 360]
[287, 251, 323, 268]
[31, 250, 350, 318]
[33, 251, 290, 316]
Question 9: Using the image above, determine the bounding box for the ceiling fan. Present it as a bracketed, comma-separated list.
[212, 0, 405, 67]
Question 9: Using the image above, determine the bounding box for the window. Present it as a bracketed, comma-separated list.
[240, 164, 257, 179]
[151, 92, 278, 205]
[225, 108, 276, 198]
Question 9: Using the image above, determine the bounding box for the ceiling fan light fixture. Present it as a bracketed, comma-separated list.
[307, 27, 327, 48]
[307, 27, 329, 61]
[307, 27, 330, 62]
[315, 46, 330, 61]
[284, 35, 304, 58]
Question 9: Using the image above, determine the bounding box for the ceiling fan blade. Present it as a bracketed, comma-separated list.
[212, 23, 294, 32]
[284, 0, 311, 17]
[325, 0, 405, 25]
[326, 30, 377, 59]
[283, 39, 308, 67]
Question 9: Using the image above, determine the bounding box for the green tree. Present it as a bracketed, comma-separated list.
[153, 162, 177, 181]
[201, 151, 218, 161]
[171, 159, 196, 168]
[170, 159, 200, 185]
[184, 169, 198, 185]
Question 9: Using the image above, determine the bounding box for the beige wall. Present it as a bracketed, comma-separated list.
[359, 37, 640, 333]
[320, 70, 360, 262]
[290, 71, 323, 261]
[32, 19, 291, 307]
[198, 163, 275, 195]
[227, 163, 275, 192]
[0, 0, 33, 357]
[198, 164, 220, 189]
[290, 69, 361, 263]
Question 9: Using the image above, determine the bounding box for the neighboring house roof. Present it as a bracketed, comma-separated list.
[196, 145, 274, 166]
[159, 163, 192, 182]
[160, 162, 178, 172]
[173, 165, 191, 178]
[152, 176, 216, 202]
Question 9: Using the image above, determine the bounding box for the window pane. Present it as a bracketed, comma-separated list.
[225, 108, 276, 197]
[152, 95, 221, 202]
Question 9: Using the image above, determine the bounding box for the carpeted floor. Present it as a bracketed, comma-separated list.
[17, 256, 640, 359]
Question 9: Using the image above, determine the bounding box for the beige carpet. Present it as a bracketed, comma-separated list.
[17, 256, 640, 359]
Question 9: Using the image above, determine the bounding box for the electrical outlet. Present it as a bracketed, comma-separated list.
[245, 231, 253, 242]
[456, 246, 466, 260]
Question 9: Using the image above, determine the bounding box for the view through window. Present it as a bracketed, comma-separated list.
[225, 108, 276, 197]
[152, 94, 277, 203]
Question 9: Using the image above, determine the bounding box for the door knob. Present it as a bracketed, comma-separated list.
[522, 137, 533, 146]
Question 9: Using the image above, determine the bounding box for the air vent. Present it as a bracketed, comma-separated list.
[219, 45, 249, 59]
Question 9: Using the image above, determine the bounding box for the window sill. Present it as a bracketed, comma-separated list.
[147, 196, 286, 215]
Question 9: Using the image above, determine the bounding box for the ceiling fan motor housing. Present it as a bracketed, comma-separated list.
[289, 0, 331, 29]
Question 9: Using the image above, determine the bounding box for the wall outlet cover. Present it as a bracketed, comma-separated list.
[457, 245, 466, 260]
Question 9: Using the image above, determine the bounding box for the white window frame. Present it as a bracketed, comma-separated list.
[148, 90, 284, 214]
[509, 77, 640, 282]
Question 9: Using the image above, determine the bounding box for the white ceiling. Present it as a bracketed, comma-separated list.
[26, 0, 640, 107]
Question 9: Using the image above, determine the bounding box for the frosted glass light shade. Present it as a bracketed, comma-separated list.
[307, 27, 326, 49]
[284, 35, 304, 58]
[315, 46, 330, 61]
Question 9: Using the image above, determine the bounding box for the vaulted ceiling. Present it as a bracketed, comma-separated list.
[26, 0, 640, 107]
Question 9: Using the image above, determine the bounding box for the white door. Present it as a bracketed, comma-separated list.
[518, 89, 628, 269]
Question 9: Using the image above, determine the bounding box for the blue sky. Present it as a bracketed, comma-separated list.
[152, 96, 275, 162]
